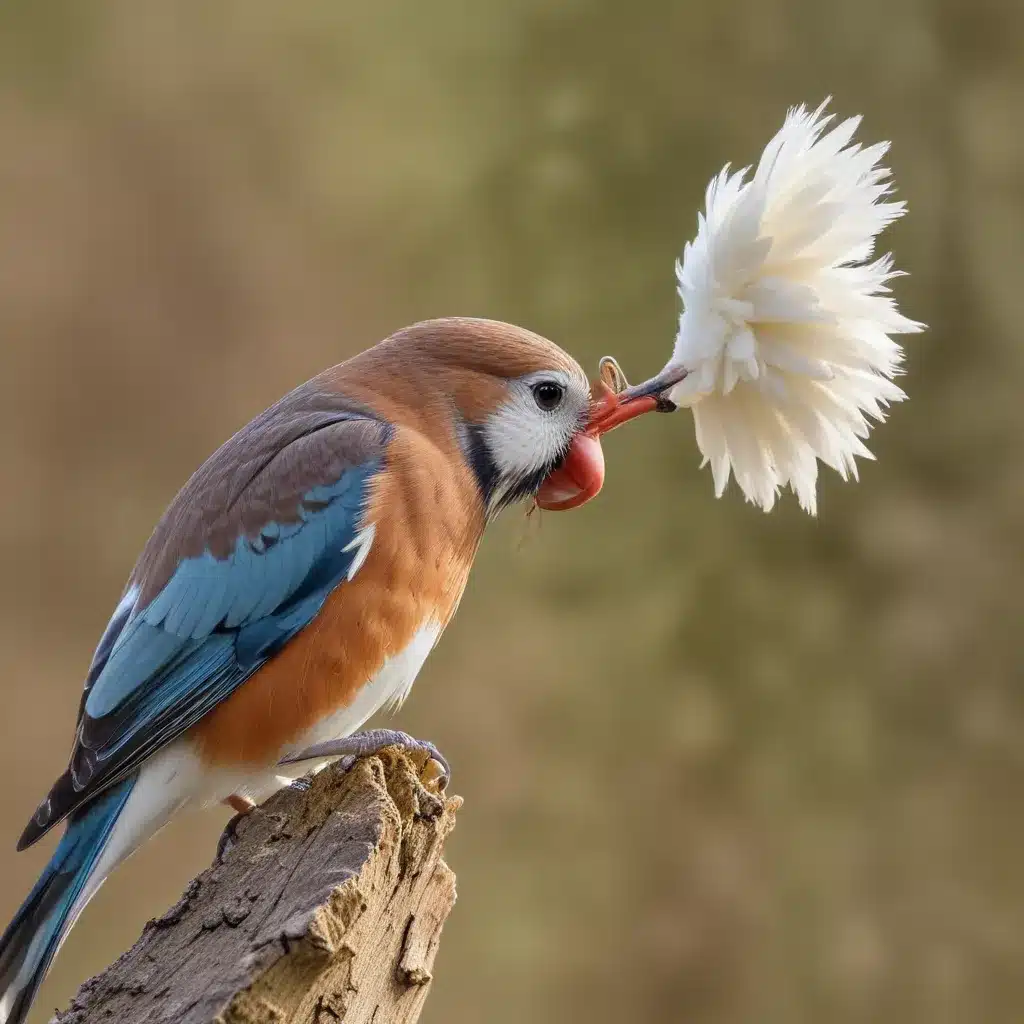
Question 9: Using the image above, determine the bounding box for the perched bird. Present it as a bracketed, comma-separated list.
[0, 317, 656, 1024]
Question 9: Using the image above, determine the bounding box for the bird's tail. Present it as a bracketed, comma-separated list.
[0, 776, 135, 1024]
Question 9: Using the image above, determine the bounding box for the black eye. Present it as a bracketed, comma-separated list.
[532, 381, 564, 412]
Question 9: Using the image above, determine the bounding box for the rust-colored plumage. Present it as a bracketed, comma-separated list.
[189, 421, 482, 765]
[328, 317, 585, 428]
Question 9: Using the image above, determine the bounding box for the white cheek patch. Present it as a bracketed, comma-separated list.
[483, 375, 584, 484]
[485, 400, 561, 473]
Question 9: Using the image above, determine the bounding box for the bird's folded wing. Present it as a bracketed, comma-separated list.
[20, 402, 390, 850]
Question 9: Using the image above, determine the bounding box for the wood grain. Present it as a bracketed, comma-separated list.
[52, 748, 460, 1024]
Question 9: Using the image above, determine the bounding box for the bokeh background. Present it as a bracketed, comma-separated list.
[0, 1, 1022, 1022]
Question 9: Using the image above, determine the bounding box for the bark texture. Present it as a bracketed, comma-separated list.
[53, 748, 461, 1024]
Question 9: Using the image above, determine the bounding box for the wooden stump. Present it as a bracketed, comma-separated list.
[53, 748, 461, 1024]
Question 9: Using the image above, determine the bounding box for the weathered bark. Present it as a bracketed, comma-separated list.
[53, 748, 461, 1024]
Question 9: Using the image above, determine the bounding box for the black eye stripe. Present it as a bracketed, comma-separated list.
[532, 381, 564, 411]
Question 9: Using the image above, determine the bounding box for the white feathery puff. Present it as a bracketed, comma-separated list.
[665, 100, 924, 514]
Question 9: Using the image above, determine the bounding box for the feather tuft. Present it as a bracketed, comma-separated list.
[665, 100, 924, 514]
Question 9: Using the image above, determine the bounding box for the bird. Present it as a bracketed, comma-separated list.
[0, 316, 665, 1024]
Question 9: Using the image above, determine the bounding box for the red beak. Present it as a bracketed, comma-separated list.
[534, 366, 687, 512]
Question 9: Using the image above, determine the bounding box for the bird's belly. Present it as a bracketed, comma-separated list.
[283, 619, 441, 758]
[187, 592, 446, 770]
[188, 462, 474, 772]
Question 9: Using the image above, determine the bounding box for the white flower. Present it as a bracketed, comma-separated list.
[665, 100, 924, 514]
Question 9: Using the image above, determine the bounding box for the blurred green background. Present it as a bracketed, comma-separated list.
[0, 1, 1022, 1022]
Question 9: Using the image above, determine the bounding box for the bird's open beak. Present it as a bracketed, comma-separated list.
[535, 364, 687, 511]
[535, 432, 606, 511]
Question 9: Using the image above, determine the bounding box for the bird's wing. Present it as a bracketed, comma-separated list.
[20, 396, 389, 849]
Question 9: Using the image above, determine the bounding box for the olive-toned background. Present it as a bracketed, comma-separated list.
[1, 1, 1021, 1022]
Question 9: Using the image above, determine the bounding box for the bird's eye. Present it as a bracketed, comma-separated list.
[532, 381, 564, 412]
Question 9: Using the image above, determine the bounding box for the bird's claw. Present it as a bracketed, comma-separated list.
[216, 809, 248, 863]
[278, 728, 450, 790]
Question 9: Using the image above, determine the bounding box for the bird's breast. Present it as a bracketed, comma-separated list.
[189, 424, 483, 768]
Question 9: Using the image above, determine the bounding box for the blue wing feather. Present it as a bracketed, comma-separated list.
[18, 401, 390, 852]
[20, 459, 381, 854]
[85, 461, 376, 727]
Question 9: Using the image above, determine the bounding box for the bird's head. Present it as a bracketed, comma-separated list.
[337, 318, 667, 517]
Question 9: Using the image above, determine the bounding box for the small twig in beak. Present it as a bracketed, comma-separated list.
[598, 356, 630, 395]
[587, 362, 687, 435]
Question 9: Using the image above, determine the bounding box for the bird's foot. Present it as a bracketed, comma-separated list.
[216, 781, 313, 862]
[225, 793, 256, 815]
[278, 728, 450, 791]
[216, 794, 257, 862]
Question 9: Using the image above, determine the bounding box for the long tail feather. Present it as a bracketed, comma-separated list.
[0, 777, 135, 1024]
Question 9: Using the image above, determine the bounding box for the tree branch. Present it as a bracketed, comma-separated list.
[53, 748, 461, 1024]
